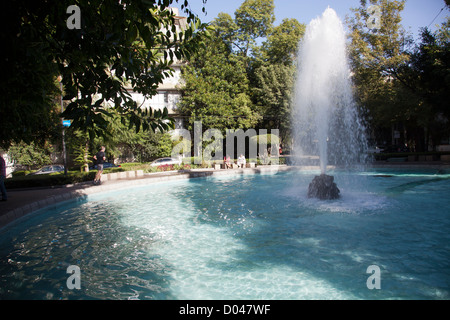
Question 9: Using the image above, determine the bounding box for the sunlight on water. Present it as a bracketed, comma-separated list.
[117, 184, 356, 300]
[0, 169, 449, 299]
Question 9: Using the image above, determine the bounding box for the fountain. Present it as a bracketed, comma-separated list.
[1, 8, 450, 301]
[307, 173, 340, 200]
[292, 7, 367, 200]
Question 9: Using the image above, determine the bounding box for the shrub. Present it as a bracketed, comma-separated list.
[11, 170, 33, 177]
[5, 171, 96, 189]
[145, 166, 159, 173]
[157, 164, 174, 171]
[102, 167, 124, 173]
[173, 164, 191, 170]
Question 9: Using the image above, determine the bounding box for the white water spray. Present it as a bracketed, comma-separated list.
[292, 7, 367, 174]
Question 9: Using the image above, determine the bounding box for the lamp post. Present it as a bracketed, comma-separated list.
[57, 76, 68, 176]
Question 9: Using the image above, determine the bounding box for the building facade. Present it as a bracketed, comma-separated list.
[128, 7, 186, 135]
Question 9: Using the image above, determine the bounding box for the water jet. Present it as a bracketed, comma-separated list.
[292, 7, 367, 199]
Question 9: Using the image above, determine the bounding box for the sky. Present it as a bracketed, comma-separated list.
[185, 0, 449, 41]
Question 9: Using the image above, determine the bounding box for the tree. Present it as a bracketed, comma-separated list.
[66, 108, 175, 169]
[180, 1, 305, 152]
[347, 0, 410, 79]
[0, 0, 208, 149]
[126, 131, 174, 162]
[260, 18, 305, 66]
[214, 0, 275, 65]
[395, 22, 450, 149]
[346, 0, 415, 147]
[347, 0, 450, 151]
[99, 111, 174, 163]
[8, 141, 54, 170]
[178, 28, 261, 133]
[71, 132, 91, 172]
[234, 0, 275, 58]
[253, 63, 295, 143]
[252, 19, 305, 144]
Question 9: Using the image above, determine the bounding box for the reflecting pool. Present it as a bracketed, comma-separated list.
[0, 169, 449, 299]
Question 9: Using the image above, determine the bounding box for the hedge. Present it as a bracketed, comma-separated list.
[5, 167, 124, 189]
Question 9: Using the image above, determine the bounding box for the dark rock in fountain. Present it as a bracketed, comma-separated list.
[307, 174, 340, 200]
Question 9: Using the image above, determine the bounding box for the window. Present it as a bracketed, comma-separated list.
[165, 92, 169, 104]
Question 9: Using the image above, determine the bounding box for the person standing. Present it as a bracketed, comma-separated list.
[93, 146, 106, 185]
[0, 155, 7, 201]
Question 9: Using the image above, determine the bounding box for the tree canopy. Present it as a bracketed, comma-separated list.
[347, 0, 450, 151]
[0, 0, 208, 149]
[3, 0, 448, 158]
[179, 0, 305, 145]
[178, 26, 260, 132]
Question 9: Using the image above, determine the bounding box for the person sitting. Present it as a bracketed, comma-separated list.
[224, 155, 232, 169]
[237, 154, 246, 168]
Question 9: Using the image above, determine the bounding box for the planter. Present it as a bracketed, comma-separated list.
[136, 170, 144, 177]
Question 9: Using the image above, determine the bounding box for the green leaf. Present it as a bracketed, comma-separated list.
[128, 23, 138, 43]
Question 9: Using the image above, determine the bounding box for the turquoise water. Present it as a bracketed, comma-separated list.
[0, 169, 449, 299]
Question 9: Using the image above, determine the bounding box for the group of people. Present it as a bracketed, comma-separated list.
[224, 154, 246, 169]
